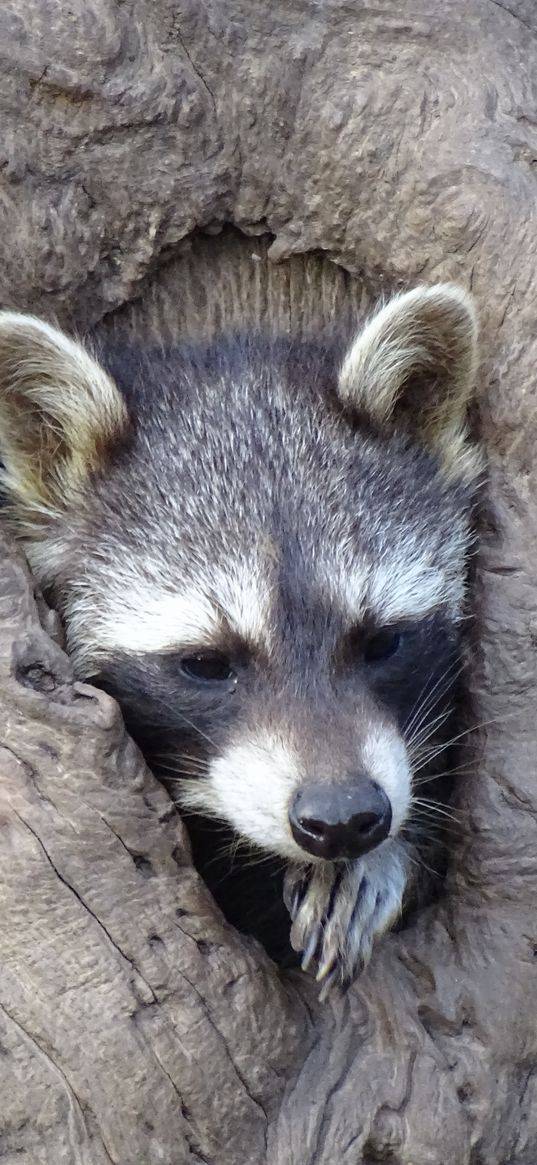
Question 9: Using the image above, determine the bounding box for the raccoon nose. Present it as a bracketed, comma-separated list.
[289, 779, 392, 861]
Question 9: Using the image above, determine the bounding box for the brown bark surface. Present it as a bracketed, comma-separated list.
[1, 1, 537, 1161]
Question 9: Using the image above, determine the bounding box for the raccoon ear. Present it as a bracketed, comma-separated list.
[0, 313, 128, 520]
[337, 284, 480, 481]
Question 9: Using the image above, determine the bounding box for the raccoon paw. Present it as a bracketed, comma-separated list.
[284, 841, 408, 998]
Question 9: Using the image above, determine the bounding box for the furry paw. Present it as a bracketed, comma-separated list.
[284, 841, 409, 997]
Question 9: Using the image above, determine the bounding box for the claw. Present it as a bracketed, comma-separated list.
[290, 843, 408, 995]
[290, 882, 307, 919]
[301, 924, 322, 971]
[318, 965, 342, 1002]
[283, 871, 309, 920]
[315, 941, 337, 983]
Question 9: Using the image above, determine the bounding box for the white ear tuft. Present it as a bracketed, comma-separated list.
[0, 312, 128, 524]
[338, 284, 480, 482]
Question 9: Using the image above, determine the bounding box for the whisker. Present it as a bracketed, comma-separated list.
[407, 712, 511, 775]
[410, 716, 493, 771]
[407, 818, 462, 840]
[408, 812, 464, 836]
[404, 826, 458, 851]
[403, 660, 463, 741]
[406, 706, 454, 757]
[411, 797, 465, 823]
[156, 771, 209, 786]
[410, 685, 457, 738]
[403, 664, 455, 738]
[171, 711, 218, 752]
[403, 849, 440, 880]
[412, 762, 475, 787]
[155, 758, 209, 777]
[203, 837, 284, 875]
[128, 692, 219, 752]
[155, 753, 208, 766]
[152, 749, 208, 765]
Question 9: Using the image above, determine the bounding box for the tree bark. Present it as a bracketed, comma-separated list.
[1, 1, 537, 1161]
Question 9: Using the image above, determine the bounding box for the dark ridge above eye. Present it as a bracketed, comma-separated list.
[180, 652, 236, 682]
[363, 629, 401, 663]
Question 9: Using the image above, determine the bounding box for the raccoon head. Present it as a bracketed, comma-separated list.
[0, 286, 480, 868]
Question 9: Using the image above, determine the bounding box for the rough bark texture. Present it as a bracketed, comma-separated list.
[1, 0, 537, 1161]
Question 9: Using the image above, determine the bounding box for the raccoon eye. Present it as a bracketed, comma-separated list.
[180, 652, 236, 683]
[363, 629, 401, 663]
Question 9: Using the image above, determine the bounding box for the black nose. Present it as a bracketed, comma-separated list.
[289, 778, 392, 860]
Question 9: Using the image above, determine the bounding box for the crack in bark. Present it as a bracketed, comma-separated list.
[487, 0, 535, 32]
[14, 811, 159, 1007]
[178, 963, 270, 1125]
[0, 1000, 116, 1165]
[175, 29, 218, 118]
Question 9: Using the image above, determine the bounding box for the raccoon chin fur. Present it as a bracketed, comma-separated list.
[0, 284, 481, 995]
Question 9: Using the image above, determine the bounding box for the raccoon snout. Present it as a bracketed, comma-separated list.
[289, 779, 392, 861]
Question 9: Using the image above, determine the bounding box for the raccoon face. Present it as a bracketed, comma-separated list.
[0, 286, 480, 871]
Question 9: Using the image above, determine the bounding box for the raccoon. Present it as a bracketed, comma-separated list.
[0, 285, 480, 993]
